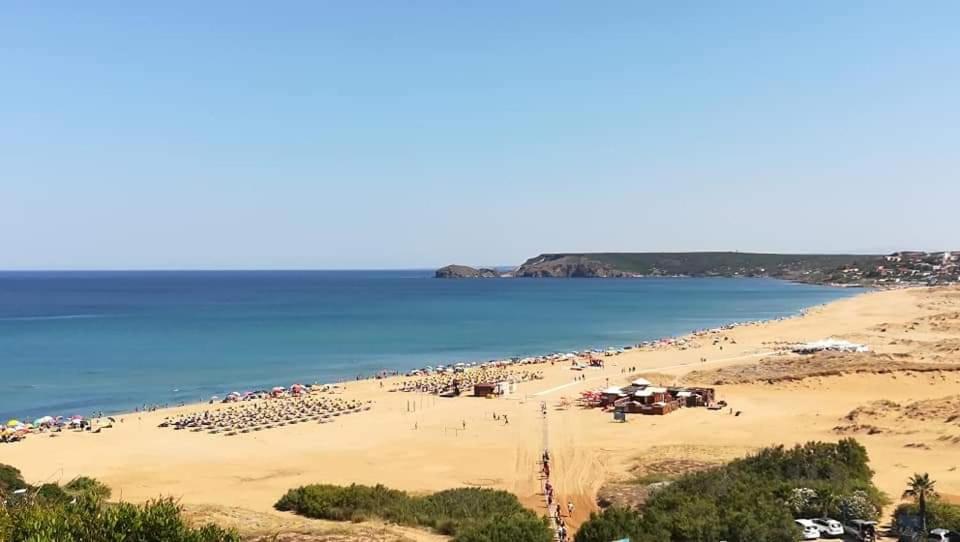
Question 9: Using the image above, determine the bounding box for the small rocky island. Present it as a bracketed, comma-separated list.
[434, 265, 503, 279]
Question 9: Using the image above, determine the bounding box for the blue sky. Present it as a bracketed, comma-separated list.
[2, 2, 958, 269]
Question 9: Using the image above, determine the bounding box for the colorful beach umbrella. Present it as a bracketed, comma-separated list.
[6, 419, 21, 427]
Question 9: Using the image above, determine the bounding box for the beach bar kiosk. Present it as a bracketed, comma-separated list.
[600, 386, 627, 406]
[474, 382, 498, 397]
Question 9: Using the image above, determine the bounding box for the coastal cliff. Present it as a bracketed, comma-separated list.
[434, 265, 502, 278]
[513, 254, 633, 278]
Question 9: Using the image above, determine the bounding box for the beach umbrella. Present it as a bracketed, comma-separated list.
[34, 416, 54, 426]
[6, 419, 20, 427]
[70, 415, 83, 421]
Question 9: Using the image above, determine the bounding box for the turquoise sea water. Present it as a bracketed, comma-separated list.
[0, 271, 857, 420]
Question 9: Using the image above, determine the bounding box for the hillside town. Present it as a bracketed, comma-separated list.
[829, 251, 960, 286]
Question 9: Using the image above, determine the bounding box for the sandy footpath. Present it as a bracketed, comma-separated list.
[3, 285, 960, 535]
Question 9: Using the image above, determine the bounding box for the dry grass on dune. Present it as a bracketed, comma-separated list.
[181, 504, 438, 542]
[596, 444, 751, 511]
[833, 395, 960, 435]
[683, 351, 960, 385]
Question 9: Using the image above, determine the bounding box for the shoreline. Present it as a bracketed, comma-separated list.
[3, 281, 864, 427]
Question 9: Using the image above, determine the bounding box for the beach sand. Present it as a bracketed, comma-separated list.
[3, 285, 960, 538]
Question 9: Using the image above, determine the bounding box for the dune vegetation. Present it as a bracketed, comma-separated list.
[576, 439, 887, 542]
[0, 463, 238, 542]
[275, 484, 553, 542]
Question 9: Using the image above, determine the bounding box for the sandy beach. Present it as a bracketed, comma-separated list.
[3, 285, 960, 539]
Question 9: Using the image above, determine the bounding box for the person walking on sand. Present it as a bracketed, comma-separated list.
[462, 419, 466, 430]
[503, 414, 509, 425]
[567, 501, 574, 515]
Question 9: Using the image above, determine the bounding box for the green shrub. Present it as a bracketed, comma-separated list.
[0, 495, 238, 542]
[64, 476, 112, 500]
[574, 507, 645, 542]
[36, 483, 71, 505]
[276, 484, 552, 541]
[0, 464, 27, 495]
[894, 500, 960, 533]
[455, 512, 554, 542]
[0, 466, 235, 542]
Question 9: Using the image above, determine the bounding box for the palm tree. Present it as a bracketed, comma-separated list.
[903, 473, 937, 535]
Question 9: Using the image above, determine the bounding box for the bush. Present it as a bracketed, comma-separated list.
[455, 513, 554, 542]
[64, 476, 112, 500]
[276, 484, 552, 541]
[894, 500, 960, 534]
[574, 507, 644, 542]
[36, 483, 71, 505]
[575, 439, 886, 542]
[0, 495, 238, 541]
[0, 464, 235, 542]
[0, 464, 27, 495]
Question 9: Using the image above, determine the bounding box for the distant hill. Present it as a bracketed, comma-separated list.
[437, 251, 960, 285]
[515, 252, 881, 280]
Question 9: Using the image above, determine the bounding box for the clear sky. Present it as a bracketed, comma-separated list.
[2, 2, 958, 269]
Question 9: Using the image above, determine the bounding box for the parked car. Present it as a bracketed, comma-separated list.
[811, 518, 844, 538]
[845, 519, 879, 541]
[796, 519, 821, 540]
[928, 528, 960, 542]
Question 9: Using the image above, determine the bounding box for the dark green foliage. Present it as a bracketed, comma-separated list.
[36, 483, 71, 505]
[274, 483, 408, 522]
[65, 476, 113, 500]
[574, 507, 644, 542]
[455, 513, 554, 542]
[0, 495, 238, 541]
[275, 484, 552, 541]
[0, 464, 27, 495]
[894, 500, 960, 533]
[0, 464, 234, 541]
[576, 439, 886, 542]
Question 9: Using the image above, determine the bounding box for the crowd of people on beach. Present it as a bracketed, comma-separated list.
[390, 365, 545, 395]
[160, 391, 373, 437]
[0, 414, 112, 443]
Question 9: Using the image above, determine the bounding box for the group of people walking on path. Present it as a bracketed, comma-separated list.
[542, 449, 574, 541]
[541, 399, 574, 542]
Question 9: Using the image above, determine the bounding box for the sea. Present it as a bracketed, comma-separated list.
[0, 271, 859, 420]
